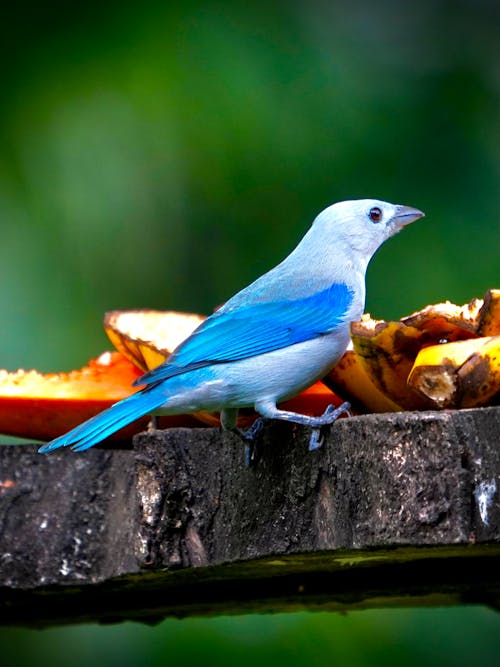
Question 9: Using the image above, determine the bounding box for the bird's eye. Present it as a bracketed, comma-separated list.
[369, 206, 383, 223]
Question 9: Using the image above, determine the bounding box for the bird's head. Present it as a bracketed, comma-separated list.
[312, 198, 424, 265]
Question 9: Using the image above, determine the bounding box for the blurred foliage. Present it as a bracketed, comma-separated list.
[1, 0, 499, 372]
[1, 0, 500, 662]
[2, 607, 500, 667]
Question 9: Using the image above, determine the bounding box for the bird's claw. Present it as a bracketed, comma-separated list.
[243, 417, 266, 442]
[244, 443, 254, 466]
[321, 401, 352, 423]
[309, 428, 324, 451]
[308, 401, 351, 451]
[242, 417, 266, 466]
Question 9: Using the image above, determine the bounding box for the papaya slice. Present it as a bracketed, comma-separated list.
[0, 351, 201, 442]
[104, 310, 205, 371]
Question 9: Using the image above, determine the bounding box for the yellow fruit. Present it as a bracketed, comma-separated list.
[104, 310, 205, 371]
[346, 295, 489, 412]
[350, 319, 431, 410]
[324, 347, 401, 413]
[408, 335, 500, 408]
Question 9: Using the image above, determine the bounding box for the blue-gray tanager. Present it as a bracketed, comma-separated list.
[39, 199, 423, 454]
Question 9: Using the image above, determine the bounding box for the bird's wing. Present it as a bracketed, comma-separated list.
[135, 282, 354, 387]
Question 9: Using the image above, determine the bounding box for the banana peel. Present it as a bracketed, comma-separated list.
[408, 335, 500, 408]
[329, 289, 500, 412]
[400, 297, 483, 338]
[349, 318, 433, 410]
[324, 346, 400, 413]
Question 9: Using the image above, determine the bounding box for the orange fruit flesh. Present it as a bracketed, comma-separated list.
[0, 351, 200, 442]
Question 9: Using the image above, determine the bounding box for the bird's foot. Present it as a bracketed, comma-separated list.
[308, 401, 351, 451]
[241, 417, 267, 466]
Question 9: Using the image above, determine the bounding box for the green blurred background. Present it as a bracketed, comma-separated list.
[1, 0, 500, 664]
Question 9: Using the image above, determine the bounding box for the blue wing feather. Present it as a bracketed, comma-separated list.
[136, 282, 353, 387]
[38, 385, 168, 453]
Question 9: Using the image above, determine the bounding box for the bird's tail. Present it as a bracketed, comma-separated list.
[38, 386, 167, 453]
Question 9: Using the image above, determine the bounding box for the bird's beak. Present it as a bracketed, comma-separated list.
[393, 205, 425, 227]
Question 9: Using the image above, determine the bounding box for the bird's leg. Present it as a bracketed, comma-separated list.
[147, 415, 159, 432]
[220, 408, 239, 431]
[221, 408, 267, 465]
[307, 404, 351, 450]
[254, 400, 351, 451]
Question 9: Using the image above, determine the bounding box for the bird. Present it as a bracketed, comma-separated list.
[38, 198, 424, 454]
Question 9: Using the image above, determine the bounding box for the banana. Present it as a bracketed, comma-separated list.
[349, 319, 433, 410]
[408, 335, 500, 408]
[324, 346, 401, 413]
[344, 292, 498, 412]
[401, 296, 483, 338]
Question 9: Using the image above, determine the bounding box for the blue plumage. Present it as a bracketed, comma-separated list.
[38, 199, 424, 453]
[38, 385, 168, 452]
[136, 282, 353, 388]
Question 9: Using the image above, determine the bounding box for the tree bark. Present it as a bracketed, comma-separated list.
[1, 407, 500, 627]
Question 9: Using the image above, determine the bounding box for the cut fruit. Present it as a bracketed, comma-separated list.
[104, 310, 205, 371]
[401, 297, 483, 338]
[350, 319, 431, 410]
[345, 294, 491, 412]
[9, 286, 498, 447]
[408, 335, 500, 408]
[325, 346, 400, 413]
[0, 351, 201, 442]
